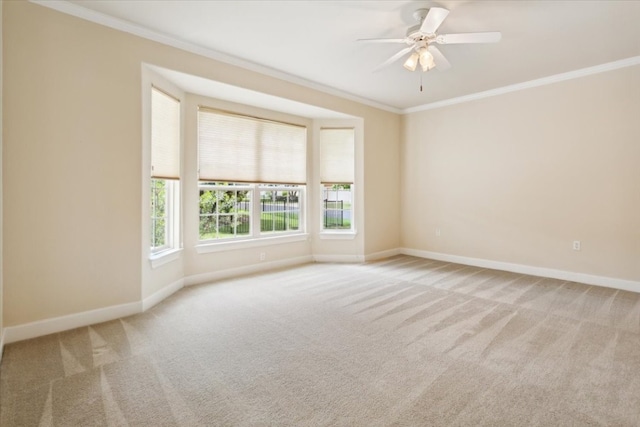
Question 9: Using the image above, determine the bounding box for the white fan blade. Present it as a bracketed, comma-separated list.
[420, 7, 449, 34]
[357, 38, 407, 44]
[428, 45, 451, 71]
[373, 46, 414, 72]
[436, 32, 502, 44]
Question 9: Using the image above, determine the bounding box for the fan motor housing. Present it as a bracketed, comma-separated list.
[406, 8, 431, 39]
[406, 24, 423, 39]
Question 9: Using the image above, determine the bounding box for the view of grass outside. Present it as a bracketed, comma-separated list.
[151, 179, 167, 248]
[324, 201, 351, 229]
[150, 181, 356, 243]
[323, 184, 352, 230]
[198, 183, 351, 239]
[260, 190, 299, 234]
[199, 186, 251, 240]
[260, 211, 299, 233]
[199, 184, 301, 240]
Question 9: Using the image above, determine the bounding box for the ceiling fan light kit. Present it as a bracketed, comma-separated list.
[403, 52, 420, 71]
[403, 48, 435, 72]
[419, 49, 435, 71]
[359, 7, 501, 75]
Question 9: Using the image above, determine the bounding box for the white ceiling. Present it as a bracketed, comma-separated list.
[147, 65, 355, 119]
[53, 1, 640, 111]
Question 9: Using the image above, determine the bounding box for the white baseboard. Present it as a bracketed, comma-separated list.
[364, 248, 401, 262]
[184, 255, 314, 286]
[1, 282, 184, 347]
[3, 301, 142, 345]
[401, 248, 640, 293]
[142, 278, 184, 311]
[2, 256, 315, 345]
[313, 254, 365, 263]
[7, 248, 632, 347]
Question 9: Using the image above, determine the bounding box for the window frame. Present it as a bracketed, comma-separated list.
[320, 183, 355, 233]
[197, 182, 307, 248]
[151, 178, 180, 255]
[150, 178, 169, 253]
[318, 127, 356, 237]
[258, 184, 304, 237]
[197, 182, 253, 242]
[145, 77, 183, 266]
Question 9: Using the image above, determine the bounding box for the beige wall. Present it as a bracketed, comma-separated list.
[4, 2, 143, 325]
[363, 113, 402, 256]
[2, 1, 401, 327]
[401, 65, 640, 281]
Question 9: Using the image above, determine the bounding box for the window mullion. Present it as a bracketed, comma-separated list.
[251, 184, 260, 237]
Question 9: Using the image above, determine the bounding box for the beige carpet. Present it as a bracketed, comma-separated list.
[2, 255, 640, 426]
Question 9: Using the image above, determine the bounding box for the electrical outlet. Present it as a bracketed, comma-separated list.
[572, 241, 581, 251]
[259, 252, 266, 261]
[435, 228, 441, 237]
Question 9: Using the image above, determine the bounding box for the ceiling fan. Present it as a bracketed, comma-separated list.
[359, 7, 501, 73]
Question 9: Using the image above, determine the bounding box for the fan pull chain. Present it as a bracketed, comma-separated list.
[420, 72, 423, 92]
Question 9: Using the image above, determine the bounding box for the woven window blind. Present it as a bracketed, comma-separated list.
[319, 128, 355, 184]
[151, 87, 181, 179]
[198, 108, 307, 184]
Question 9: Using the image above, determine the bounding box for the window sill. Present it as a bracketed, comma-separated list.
[319, 231, 357, 240]
[196, 233, 309, 254]
[149, 248, 183, 268]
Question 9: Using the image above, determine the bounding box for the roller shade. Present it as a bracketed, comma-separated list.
[198, 108, 307, 184]
[151, 87, 181, 179]
[319, 128, 354, 184]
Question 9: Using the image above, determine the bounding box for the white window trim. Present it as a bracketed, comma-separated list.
[196, 233, 309, 254]
[151, 179, 181, 255]
[319, 183, 355, 234]
[198, 183, 253, 242]
[319, 231, 357, 240]
[313, 118, 363, 244]
[149, 247, 183, 268]
[198, 183, 306, 244]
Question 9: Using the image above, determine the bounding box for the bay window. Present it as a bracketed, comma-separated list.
[197, 108, 307, 243]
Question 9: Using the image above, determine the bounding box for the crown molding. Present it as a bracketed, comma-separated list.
[25, 1, 640, 118]
[29, 0, 402, 115]
[403, 56, 640, 114]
